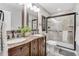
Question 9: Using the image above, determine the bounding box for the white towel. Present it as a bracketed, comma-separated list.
[62, 31, 68, 42]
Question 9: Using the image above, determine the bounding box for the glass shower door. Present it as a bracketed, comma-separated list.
[47, 13, 76, 50]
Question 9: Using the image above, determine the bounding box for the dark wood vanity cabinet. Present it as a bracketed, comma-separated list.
[8, 36, 46, 56]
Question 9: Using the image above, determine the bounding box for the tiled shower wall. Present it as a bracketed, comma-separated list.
[47, 19, 62, 41]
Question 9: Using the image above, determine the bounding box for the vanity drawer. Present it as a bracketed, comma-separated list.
[8, 45, 22, 56]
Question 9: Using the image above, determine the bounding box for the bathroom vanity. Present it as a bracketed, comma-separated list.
[8, 35, 46, 56]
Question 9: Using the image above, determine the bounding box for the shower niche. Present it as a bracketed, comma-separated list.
[47, 13, 76, 50]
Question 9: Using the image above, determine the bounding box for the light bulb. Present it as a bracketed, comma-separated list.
[27, 3, 32, 8]
[36, 8, 40, 12]
[33, 6, 40, 12]
[30, 6, 34, 11]
[33, 5, 37, 12]
[26, 3, 40, 12]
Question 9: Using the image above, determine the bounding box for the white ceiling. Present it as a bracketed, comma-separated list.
[38, 3, 76, 15]
[1, 3, 76, 15]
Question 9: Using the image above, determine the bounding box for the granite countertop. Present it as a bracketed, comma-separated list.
[7, 34, 45, 49]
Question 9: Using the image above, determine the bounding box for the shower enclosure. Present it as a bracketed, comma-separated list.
[46, 13, 76, 50]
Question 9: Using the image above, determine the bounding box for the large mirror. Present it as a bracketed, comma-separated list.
[27, 5, 38, 34]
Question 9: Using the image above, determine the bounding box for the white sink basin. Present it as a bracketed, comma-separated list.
[7, 38, 26, 44]
[47, 40, 57, 45]
[33, 34, 43, 37]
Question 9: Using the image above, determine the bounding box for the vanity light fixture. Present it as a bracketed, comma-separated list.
[19, 3, 40, 12]
[27, 3, 40, 12]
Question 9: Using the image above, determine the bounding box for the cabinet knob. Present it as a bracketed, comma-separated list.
[33, 48, 35, 50]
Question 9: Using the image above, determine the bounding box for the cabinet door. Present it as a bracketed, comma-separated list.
[38, 37, 46, 56]
[8, 43, 30, 56]
[21, 43, 30, 56]
[31, 39, 38, 56]
[8, 46, 22, 56]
